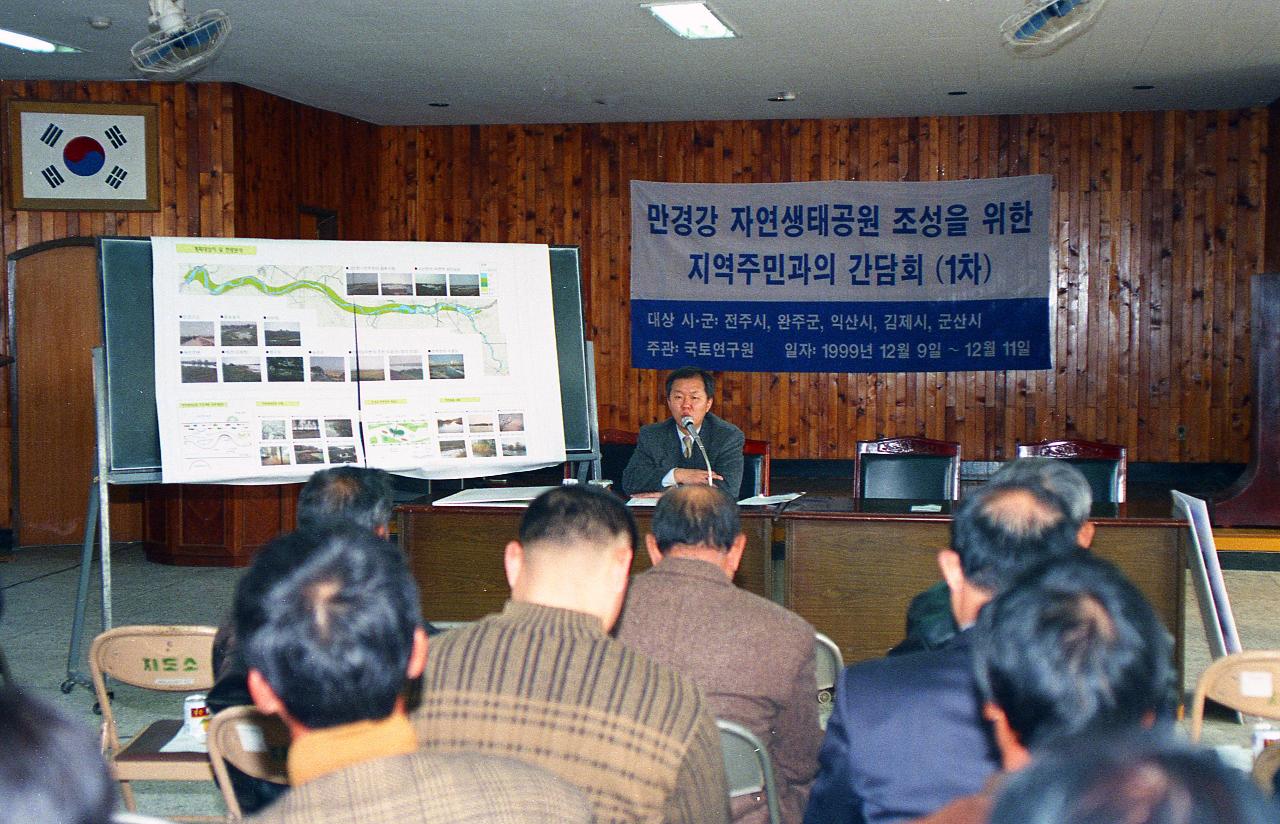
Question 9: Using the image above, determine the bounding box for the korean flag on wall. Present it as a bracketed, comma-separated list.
[17, 106, 153, 206]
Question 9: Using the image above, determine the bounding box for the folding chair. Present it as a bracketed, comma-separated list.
[717, 719, 782, 824]
[1253, 743, 1280, 796]
[89, 625, 219, 822]
[814, 632, 843, 728]
[207, 705, 290, 820]
[1188, 651, 1280, 742]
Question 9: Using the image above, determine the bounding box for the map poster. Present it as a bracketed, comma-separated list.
[152, 237, 565, 484]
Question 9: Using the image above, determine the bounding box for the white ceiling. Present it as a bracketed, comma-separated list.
[1, 0, 1278, 126]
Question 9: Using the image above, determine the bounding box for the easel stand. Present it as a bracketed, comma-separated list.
[63, 347, 154, 694]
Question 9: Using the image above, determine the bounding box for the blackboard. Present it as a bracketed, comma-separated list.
[97, 238, 595, 480]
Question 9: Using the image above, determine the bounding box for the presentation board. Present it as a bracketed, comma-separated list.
[98, 238, 594, 481]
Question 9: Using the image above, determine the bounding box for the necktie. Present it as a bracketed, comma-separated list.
[681, 434, 692, 459]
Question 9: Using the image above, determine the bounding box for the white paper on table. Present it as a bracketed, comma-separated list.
[738, 492, 804, 506]
[910, 504, 944, 513]
[626, 497, 660, 507]
[158, 726, 207, 754]
[433, 486, 558, 506]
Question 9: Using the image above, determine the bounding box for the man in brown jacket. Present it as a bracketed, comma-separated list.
[616, 485, 821, 824]
[413, 485, 731, 824]
[239, 526, 590, 824]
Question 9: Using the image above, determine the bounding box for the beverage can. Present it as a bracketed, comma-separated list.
[184, 693, 210, 742]
[1252, 723, 1280, 758]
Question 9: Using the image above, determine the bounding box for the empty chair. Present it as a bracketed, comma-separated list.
[1253, 743, 1280, 796]
[814, 632, 843, 729]
[426, 620, 473, 633]
[206, 705, 289, 821]
[1188, 651, 1280, 742]
[740, 438, 771, 498]
[1016, 439, 1127, 503]
[89, 625, 219, 821]
[854, 437, 961, 500]
[598, 428, 639, 489]
[717, 719, 782, 824]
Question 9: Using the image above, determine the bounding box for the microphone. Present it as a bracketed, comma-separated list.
[681, 416, 714, 487]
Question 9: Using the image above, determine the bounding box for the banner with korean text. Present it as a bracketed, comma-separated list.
[630, 176, 1052, 373]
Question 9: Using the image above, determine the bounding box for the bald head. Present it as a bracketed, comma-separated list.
[990, 458, 1093, 532]
[950, 481, 1082, 594]
[652, 485, 739, 553]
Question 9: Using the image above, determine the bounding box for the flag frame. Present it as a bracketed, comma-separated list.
[6, 100, 159, 212]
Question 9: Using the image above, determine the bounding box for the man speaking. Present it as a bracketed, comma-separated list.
[622, 367, 745, 498]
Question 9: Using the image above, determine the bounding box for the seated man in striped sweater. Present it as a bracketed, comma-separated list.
[411, 485, 730, 824]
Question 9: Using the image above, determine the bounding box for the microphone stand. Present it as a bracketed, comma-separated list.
[681, 416, 715, 488]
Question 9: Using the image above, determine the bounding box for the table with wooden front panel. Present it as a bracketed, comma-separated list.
[396, 499, 777, 622]
[780, 497, 1187, 681]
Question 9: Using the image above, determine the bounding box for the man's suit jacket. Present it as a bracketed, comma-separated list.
[803, 630, 1000, 824]
[622, 412, 745, 497]
[248, 750, 591, 824]
[616, 557, 822, 824]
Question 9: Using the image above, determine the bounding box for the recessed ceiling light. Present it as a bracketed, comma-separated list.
[428, 102, 450, 108]
[1132, 84, 1155, 91]
[644, 2, 736, 39]
[0, 27, 80, 53]
[947, 90, 968, 96]
[768, 91, 797, 102]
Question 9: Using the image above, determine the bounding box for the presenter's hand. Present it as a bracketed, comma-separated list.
[673, 467, 723, 486]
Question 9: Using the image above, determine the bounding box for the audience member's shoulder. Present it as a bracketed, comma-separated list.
[620, 635, 715, 706]
[843, 634, 972, 687]
[256, 749, 591, 823]
[732, 586, 815, 638]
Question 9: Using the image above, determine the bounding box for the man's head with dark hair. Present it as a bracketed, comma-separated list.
[652, 485, 739, 553]
[519, 484, 640, 552]
[949, 478, 1079, 582]
[974, 554, 1174, 767]
[296, 466, 394, 536]
[664, 366, 716, 399]
[990, 458, 1095, 546]
[989, 730, 1277, 824]
[240, 527, 426, 733]
[643, 485, 746, 581]
[506, 485, 637, 632]
[664, 367, 717, 431]
[0, 687, 116, 824]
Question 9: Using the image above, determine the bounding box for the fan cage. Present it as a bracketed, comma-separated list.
[1000, 0, 1103, 53]
[131, 10, 230, 75]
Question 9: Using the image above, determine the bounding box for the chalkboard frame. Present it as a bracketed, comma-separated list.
[97, 237, 595, 482]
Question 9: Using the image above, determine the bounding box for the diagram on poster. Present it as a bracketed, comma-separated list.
[153, 237, 565, 483]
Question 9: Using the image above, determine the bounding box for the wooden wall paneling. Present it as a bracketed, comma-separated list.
[0, 80, 246, 542]
[372, 109, 1265, 464]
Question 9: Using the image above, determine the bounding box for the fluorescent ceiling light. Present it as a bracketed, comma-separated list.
[645, 2, 736, 39]
[0, 27, 80, 53]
